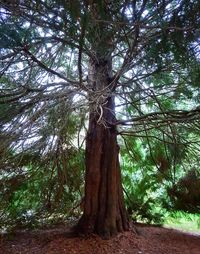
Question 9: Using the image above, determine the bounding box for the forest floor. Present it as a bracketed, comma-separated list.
[0, 222, 200, 254]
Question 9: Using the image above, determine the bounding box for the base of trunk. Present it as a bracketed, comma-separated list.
[75, 213, 129, 239]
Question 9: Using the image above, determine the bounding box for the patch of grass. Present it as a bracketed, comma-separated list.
[164, 211, 200, 233]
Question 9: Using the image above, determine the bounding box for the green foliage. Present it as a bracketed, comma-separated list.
[164, 211, 200, 233]
[0, 147, 85, 231]
[167, 168, 200, 213]
[120, 132, 200, 224]
[0, 102, 86, 230]
[0, 0, 200, 232]
[121, 137, 165, 224]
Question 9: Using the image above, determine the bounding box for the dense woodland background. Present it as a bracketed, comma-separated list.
[0, 0, 200, 233]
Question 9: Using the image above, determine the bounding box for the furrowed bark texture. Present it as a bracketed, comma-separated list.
[76, 58, 129, 238]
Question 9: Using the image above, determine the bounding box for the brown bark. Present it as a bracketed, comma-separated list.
[76, 58, 129, 239]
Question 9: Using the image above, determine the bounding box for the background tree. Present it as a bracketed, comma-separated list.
[0, 0, 199, 238]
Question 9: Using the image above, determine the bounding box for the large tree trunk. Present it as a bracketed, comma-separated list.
[76, 58, 129, 238]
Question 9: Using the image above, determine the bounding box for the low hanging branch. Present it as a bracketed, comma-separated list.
[116, 108, 200, 126]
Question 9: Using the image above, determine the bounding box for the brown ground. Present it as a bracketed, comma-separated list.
[0, 223, 200, 254]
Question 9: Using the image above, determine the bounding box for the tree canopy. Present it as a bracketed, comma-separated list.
[0, 0, 200, 236]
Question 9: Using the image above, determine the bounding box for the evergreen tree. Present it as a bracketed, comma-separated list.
[0, 0, 199, 238]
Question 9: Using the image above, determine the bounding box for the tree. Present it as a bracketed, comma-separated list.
[0, 0, 199, 238]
